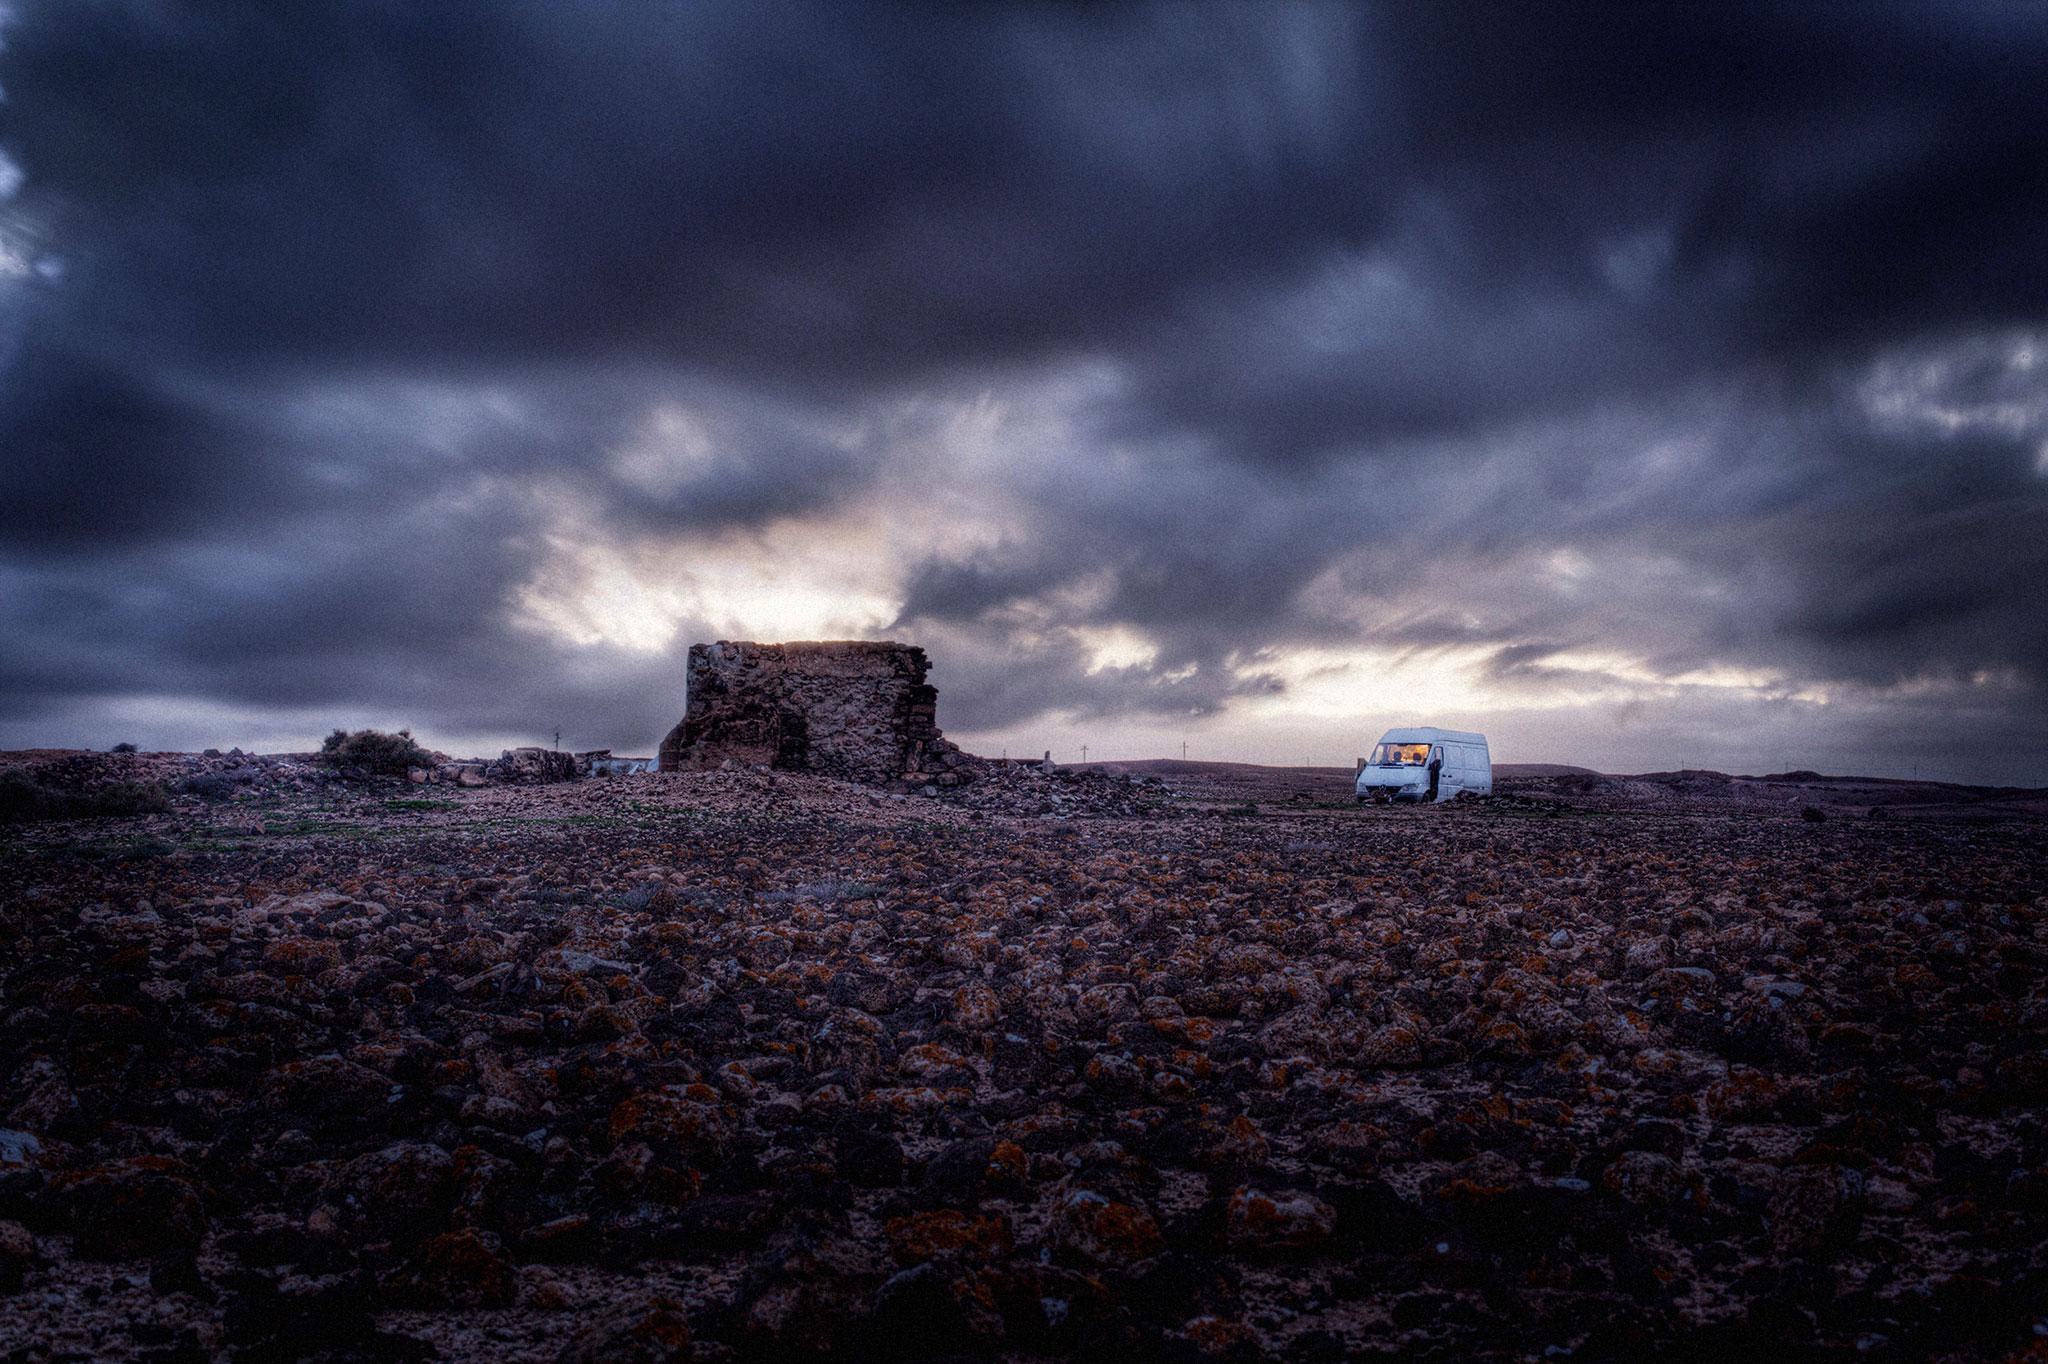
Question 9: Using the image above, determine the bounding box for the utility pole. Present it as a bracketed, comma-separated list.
[1180, 740, 1188, 761]
[1081, 744, 1089, 764]
[553, 727, 560, 752]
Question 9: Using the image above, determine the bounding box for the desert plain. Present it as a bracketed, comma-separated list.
[0, 751, 2044, 1361]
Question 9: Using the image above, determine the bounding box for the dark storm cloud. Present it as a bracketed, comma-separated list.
[1111, 4, 2048, 468]
[0, 1, 1386, 384]
[0, 480, 701, 747]
[921, 627, 1282, 736]
[0, 1, 2045, 776]
[897, 362, 2048, 759]
[0, 343, 284, 550]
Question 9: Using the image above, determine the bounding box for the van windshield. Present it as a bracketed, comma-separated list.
[1371, 742, 1433, 766]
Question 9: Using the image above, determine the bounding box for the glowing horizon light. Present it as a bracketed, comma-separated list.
[515, 516, 903, 654]
[1233, 644, 1500, 718]
[1076, 624, 1160, 673]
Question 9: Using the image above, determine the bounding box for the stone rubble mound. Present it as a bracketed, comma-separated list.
[949, 762, 1179, 819]
[484, 748, 581, 785]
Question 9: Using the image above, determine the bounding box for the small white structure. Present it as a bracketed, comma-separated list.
[1355, 727, 1492, 804]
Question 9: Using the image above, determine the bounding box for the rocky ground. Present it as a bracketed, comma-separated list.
[1, 752, 2044, 1362]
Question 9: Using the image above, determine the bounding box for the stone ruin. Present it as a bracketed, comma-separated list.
[657, 640, 976, 791]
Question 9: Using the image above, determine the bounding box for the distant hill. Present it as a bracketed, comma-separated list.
[1062, 755, 2043, 821]
[1101, 758, 1600, 779]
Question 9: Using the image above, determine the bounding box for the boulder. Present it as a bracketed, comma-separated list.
[487, 748, 579, 784]
[1225, 1187, 1337, 1251]
[556, 1297, 692, 1363]
[379, 1228, 517, 1308]
[0, 1220, 40, 1294]
[61, 1157, 207, 1260]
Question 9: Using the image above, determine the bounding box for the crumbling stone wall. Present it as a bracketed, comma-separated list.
[658, 641, 975, 790]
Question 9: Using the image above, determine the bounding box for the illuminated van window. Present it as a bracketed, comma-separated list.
[1371, 743, 1433, 766]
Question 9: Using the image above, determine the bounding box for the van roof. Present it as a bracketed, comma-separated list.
[1376, 727, 1488, 746]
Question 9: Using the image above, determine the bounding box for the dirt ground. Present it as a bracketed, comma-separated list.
[1, 751, 2044, 1361]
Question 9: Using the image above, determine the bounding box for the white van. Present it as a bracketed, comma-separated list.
[1355, 727, 1492, 804]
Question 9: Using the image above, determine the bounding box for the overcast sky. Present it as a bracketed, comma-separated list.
[2, 3, 2045, 782]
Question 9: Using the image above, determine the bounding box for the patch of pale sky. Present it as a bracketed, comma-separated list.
[517, 518, 901, 653]
[606, 402, 718, 498]
[283, 377, 530, 463]
[1076, 623, 1160, 674]
[1599, 227, 1675, 299]
[1858, 330, 2048, 439]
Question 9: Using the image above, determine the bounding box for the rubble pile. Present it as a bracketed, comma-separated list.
[949, 762, 1180, 819]
[0, 765, 2044, 1360]
[2, 749, 331, 806]
[658, 641, 973, 792]
[2, 746, 606, 808]
[484, 749, 581, 786]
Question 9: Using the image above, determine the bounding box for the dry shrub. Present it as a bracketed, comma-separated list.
[320, 728, 434, 776]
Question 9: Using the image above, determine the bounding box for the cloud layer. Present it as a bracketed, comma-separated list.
[1, 2, 2044, 781]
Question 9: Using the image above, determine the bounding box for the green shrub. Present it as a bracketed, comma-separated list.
[110, 742, 138, 753]
[319, 728, 435, 776]
[0, 772, 172, 823]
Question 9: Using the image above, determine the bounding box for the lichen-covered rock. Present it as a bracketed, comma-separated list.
[736, 1265, 873, 1358]
[61, 1157, 208, 1260]
[1224, 1187, 1337, 1251]
[867, 1259, 1005, 1353]
[607, 1089, 732, 1164]
[333, 1141, 457, 1240]
[555, 1297, 692, 1363]
[1430, 1151, 1532, 1214]
[885, 1208, 1014, 1265]
[1052, 1187, 1164, 1266]
[1600, 1150, 1706, 1210]
[379, 1228, 518, 1308]
[1767, 1164, 1865, 1256]
[0, 1219, 40, 1293]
